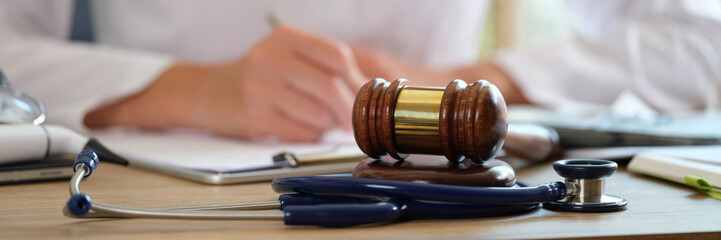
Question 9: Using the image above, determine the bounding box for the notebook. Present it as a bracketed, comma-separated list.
[628, 146, 721, 188]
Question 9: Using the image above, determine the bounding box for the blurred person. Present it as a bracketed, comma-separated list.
[0, 0, 719, 142]
[0, 0, 489, 142]
[356, 0, 721, 114]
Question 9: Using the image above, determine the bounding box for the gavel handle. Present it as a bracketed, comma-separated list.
[503, 123, 561, 162]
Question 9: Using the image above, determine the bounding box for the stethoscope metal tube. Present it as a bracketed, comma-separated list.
[67, 158, 287, 219]
[67, 163, 284, 220]
[69, 167, 280, 212]
[65, 150, 627, 227]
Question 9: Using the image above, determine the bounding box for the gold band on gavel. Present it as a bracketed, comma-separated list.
[352, 78, 508, 163]
[393, 86, 445, 155]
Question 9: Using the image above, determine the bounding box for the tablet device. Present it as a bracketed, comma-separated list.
[0, 155, 75, 184]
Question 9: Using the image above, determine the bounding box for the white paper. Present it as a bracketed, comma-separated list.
[628, 146, 721, 188]
[564, 145, 721, 162]
[650, 146, 721, 166]
[91, 128, 359, 172]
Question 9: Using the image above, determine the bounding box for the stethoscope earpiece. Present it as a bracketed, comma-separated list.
[544, 159, 628, 212]
[67, 194, 92, 216]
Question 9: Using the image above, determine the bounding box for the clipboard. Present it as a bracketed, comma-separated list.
[126, 157, 361, 184]
[91, 129, 367, 184]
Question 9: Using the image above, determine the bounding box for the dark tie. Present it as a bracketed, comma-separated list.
[70, 0, 95, 42]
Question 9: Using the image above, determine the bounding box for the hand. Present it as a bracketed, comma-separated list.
[84, 25, 368, 142]
[352, 45, 450, 87]
[352, 45, 529, 104]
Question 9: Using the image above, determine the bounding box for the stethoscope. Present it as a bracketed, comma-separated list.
[65, 150, 628, 227]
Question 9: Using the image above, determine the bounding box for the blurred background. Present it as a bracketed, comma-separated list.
[480, 0, 573, 59]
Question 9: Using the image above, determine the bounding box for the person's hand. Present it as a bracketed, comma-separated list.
[84, 25, 367, 142]
[352, 45, 450, 87]
[352, 45, 529, 104]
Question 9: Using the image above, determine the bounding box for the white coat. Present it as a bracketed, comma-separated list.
[496, 0, 721, 113]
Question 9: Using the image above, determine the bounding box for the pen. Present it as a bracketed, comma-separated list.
[267, 10, 282, 27]
[265, 9, 363, 93]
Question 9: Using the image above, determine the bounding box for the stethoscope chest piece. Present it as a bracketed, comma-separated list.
[544, 159, 627, 212]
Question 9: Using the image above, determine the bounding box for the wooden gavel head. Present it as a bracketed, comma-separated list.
[353, 78, 508, 164]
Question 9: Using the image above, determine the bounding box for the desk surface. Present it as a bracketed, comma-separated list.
[2, 160, 721, 240]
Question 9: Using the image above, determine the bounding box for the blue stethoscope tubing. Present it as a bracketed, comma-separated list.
[276, 194, 540, 227]
[272, 176, 567, 205]
[268, 176, 562, 227]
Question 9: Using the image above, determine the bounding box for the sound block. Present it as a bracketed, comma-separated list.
[353, 155, 516, 187]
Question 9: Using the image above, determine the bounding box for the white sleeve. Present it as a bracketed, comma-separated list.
[0, 1, 173, 133]
[495, 0, 721, 113]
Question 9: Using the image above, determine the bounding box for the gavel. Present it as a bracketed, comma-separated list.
[353, 78, 559, 163]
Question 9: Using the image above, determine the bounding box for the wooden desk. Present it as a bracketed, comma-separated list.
[2, 160, 720, 240]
